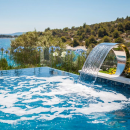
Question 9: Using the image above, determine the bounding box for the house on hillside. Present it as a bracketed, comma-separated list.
[124, 39, 130, 43]
[71, 38, 73, 41]
[120, 33, 126, 38]
[96, 39, 101, 42]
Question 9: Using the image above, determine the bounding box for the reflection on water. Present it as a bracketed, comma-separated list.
[0, 67, 130, 130]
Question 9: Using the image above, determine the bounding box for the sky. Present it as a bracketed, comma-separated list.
[0, 0, 130, 34]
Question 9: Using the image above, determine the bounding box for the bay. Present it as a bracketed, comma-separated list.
[0, 38, 16, 66]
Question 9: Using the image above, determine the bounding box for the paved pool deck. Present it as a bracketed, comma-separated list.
[79, 70, 130, 85]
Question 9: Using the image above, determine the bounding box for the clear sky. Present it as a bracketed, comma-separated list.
[0, 0, 130, 34]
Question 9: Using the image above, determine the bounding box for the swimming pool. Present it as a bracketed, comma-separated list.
[0, 67, 130, 130]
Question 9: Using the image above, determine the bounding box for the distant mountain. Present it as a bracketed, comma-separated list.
[10, 32, 25, 36]
[0, 32, 25, 36]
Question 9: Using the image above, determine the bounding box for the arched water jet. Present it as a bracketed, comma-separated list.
[79, 43, 129, 84]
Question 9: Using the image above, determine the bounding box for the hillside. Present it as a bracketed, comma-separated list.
[43, 16, 130, 49]
[11, 16, 130, 51]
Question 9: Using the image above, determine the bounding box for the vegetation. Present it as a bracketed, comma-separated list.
[115, 37, 124, 43]
[0, 46, 87, 74]
[103, 36, 111, 42]
[113, 30, 120, 38]
[47, 48, 87, 74]
[1, 16, 130, 78]
[99, 68, 116, 75]
[0, 58, 8, 70]
[10, 16, 130, 50]
[125, 67, 130, 78]
[10, 30, 65, 65]
[43, 16, 130, 48]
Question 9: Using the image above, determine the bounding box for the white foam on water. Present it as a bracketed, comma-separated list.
[42, 96, 64, 105]
[22, 98, 42, 103]
[0, 119, 18, 124]
[0, 107, 50, 116]
[0, 75, 129, 125]
[0, 116, 38, 124]
[39, 113, 72, 121]
[0, 93, 19, 107]
[72, 102, 123, 115]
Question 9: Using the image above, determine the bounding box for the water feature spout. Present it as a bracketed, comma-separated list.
[79, 43, 129, 84]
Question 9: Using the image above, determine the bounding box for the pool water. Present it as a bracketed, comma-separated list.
[0, 67, 130, 130]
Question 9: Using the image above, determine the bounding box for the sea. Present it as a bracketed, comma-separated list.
[0, 38, 16, 66]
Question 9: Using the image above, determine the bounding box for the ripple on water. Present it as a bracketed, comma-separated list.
[0, 74, 130, 129]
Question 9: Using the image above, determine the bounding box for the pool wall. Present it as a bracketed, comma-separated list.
[79, 70, 130, 87]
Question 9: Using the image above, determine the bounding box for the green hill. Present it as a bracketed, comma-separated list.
[44, 16, 130, 49]
[11, 16, 130, 51]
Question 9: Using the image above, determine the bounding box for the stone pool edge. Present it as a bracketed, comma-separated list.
[78, 70, 130, 85]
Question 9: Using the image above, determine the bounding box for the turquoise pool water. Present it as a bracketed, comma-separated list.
[0, 67, 130, 130]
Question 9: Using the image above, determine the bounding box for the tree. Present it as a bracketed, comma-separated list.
[79, 33, 85, 40]
[110, 26, 115, 33]
[91, 30, 96, 36]
[113, 30, 119, 38]
[61, 36, 67, 42]
[98, 28, 104, 37]
[52, 30, 56, 36]
[98, 28, 108, 37]
[103, 28, 108, 36]
[77, 27, 84, 35]
[88, 35, 97, 44]
[63, 27, 69, 31]
[83, 23, 86, 28]
[85, 39, 89, 47]
[93, 24, 98, 32]
[45, 27, 50, 32]
[117, 23, 124, 32]
[125, 21, 130, 30]
[85, 26, 91, 34]
[126, 16, 130, 20]
[11, 30, 65, 65]
[73, 39, 79, 47]
[71, 26, 75, 30]
[115, 37, 124, 43]
[103, 36, 111, 42]
[116, 17, 124, 22]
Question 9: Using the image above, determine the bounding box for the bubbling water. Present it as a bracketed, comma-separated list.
[0, 75, 129, 125]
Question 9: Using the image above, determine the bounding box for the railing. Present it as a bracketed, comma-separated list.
[0, 46, 87, 74]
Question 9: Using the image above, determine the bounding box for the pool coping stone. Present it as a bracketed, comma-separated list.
[78, 70, 130, 85]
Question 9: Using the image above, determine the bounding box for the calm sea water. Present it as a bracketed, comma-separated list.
[0, 67, 130, 130]
[0, 38, 13, 49]
[0, 38, 16, 66]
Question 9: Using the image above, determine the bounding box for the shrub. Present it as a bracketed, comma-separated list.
[125, 21, 130, 31]
[103, 36, 111, 42]
[11, 30, 65, 65]
[113, 30, 120, 38]
[124, 67, 130, 78]
[73, 39, 79, 47]
[89, 35, 97, 44]
[115, 37, 124, 43]
[0, 58, 8, 70]
[117, 23, 124, 32]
